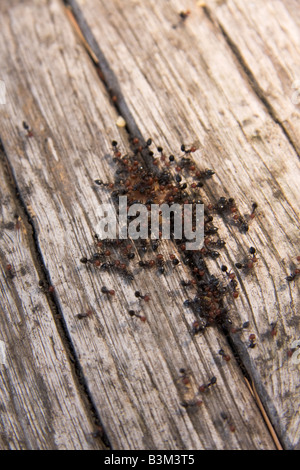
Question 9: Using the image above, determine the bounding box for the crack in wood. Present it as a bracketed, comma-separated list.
[62, 0, 287, 450]
[0, 139, 112, 450]
[202, 5, 300, 159]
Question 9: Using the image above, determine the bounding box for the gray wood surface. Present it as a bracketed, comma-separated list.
[0, 152, 104, 449]
[57, 0, 300, 449]
[204, 0, 300, 154]
[0, 0, 299, 450]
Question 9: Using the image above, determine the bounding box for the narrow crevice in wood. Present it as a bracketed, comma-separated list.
[63, 0, 146, 145]
[222, 324, 285, 449]
[202, 5, 299, 159]
[62, 0, 285, 450]
[0, 139, 112, 450]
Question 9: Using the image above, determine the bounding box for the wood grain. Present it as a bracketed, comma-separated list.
[204, 0, 300, 155]
[66, 0, 300, 449]
[0, 0, 278, 449]
[0, 155, 104, 450]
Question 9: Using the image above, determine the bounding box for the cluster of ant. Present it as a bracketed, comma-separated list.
[178, 367, 237, 431]
[78, 135, 262, 336]
[79, 239, 135, 282]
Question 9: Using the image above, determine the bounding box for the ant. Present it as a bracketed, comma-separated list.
[99, 262, 114, 270]
[206, 248, 220, 260]
[180, 142, 199, 155]
[249, 202, 258, 219]
[179, 368, 191, 386]
[218, 349, 231, 362]
[156, 253, 165, 274]
[156, 146, 168, 162]
[5, 264, 15, 280]
[237, 203, 258, 232]
[180, 399, 203, 409]
[38, 279, 54, 293]
[23, 121, 33, 138]
[111, 140, 122, 158]
[179, 10, 191, 21]
[128, 309, 146, 322]
[235, 247, 258, 271]
[138, 260, 156, 269]
[198, 376, 217, 393]
[270, 322, 278, 338]
[14, 214, 21, 230]
[135, 291, 150, 302]
[76, 309, 93, 320]
[220, 265, 236, 280]
[236, 216, 249, 233]
[181, 279, 196, 287]
[230, 321, 250, 334]
[286, 257, 300, 282]
[286, 270, 300, 282]
[220, 412, 236, 432]
[191, 319, 206, 335]
[172, 10, 191, 29]
[202, 169, 215, 179]
[101, 286, 115, 296]
[248, 334, 256, 349]
[145, 138, 152, 148]
[94, 179, 111, 187]
[170, 254, 180, 266]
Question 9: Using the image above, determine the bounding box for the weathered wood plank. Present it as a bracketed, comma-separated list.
[0, 156, 104, 450]
[66, 0, 300, 449]
[0, 0, 277, 449]
[203, 0, 300, 155]
[282, 0, 300, 29]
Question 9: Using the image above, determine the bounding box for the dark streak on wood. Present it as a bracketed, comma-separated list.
[203, 5, 299, 158]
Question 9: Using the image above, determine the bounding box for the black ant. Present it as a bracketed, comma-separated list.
[170, 254, 180, 266]
[191, 319, 206, 335]
[286, 256, 300, 282]
[286, 270, 300, 282]
[94, 179, 111, 187]
[181, 279, 196, 287]
[218, 349, 231, 362]
[206, 248, 220, 260]
[179, 10, 191, 21]
[76, 310, 93, 320]
[138, 260, 156, 269]
[249, 202, 258, 219]
[220, 265, 236, 280]
[198, 376, 217, 393]
[180, 142, 198, 155]
[23, 121, 33, 137]
[235, 247, 258, 271]
[156, 254, 165, 274]
[5, 264, 15, 280]
[111, 140, 122, 158]
[128, 309, 146, 322]
[135, 291, 150, 302]
[172, 10, 191, 29]
[249, 334, 256, 348]
[101, 286, 115, 296]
